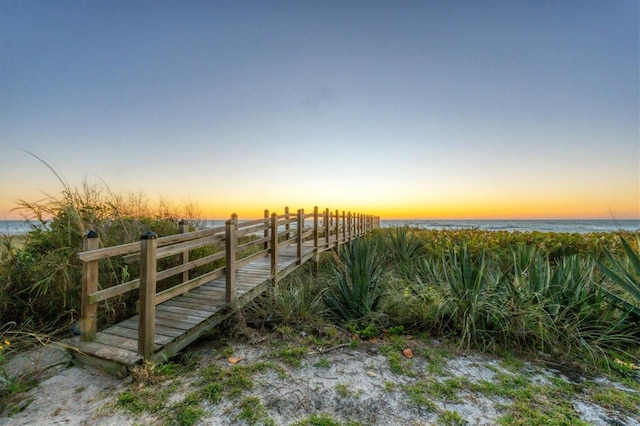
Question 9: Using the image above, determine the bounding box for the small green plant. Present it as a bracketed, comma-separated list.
[402, 382, 438, 412]
[237, 395, 275, 425]
[117, 385, 173, 414]
[277, 345, 308, 368]
[346, 323, 378, 340]
[291, 414, 342, 426]
[197, 361, 274, 403]
[438, 410, 466, 426]
[324, 238, 385, 322]
[387, 325, 405, 336]
[591, 385, 640, 414]
[335, 383, 350, 398]
[171, 393, 206, 426]
[384, 381, 396, 393]
[314, 357, 331, 369]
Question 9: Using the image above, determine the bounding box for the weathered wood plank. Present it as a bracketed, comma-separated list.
[163, 298, 221, 313]
[156, 311, 206, 325]
[156, 304, 211, 319]
[102, 325, 174, 345]
[68, 338, 141, 366]
[95, 331, 161, 353]
[180, 292, 225, 305]
[118, 317, 195, 334]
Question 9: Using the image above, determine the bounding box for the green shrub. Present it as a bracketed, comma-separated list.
[245, 268, 328, 328]
[0, 179, 198, 334]
[324, 238, 385, 323]
[431, 244, 506, 351]
[597, 236, 640, 319]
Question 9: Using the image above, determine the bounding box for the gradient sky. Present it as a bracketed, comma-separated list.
[1, 0, 638, 220]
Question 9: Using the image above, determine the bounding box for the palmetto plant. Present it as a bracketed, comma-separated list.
[324, 238, 385, 323]
[434, 244, 506, 350]
[597, 236, 640, 319]
[386, 226, 427, 265]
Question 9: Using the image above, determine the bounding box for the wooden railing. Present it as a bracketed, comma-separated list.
[77, 206, 379, 360]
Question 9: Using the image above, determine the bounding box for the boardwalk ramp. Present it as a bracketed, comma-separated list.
[67, 207, 379, 375]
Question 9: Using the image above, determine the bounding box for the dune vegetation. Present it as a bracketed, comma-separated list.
[1, 180, 640, 410]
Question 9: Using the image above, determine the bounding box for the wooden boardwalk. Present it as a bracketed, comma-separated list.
[67, 207, 378, 376]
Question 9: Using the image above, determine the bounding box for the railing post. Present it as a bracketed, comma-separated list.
[313, 206, 319, 255]
[271, 212, 279, 282]
[335, 209, 339, 246]
[179, 220, 189, 283]
[342, 210, 346, 243]
[263, 209, 269, 250]
[80, 230, 99, 342]
[297, 209, 303, 264]
[138, 230, 158, 361]
[309, 207, 318, 279]
[324, 208, 330, 249]
[225, 214, 238, 303]
[284, 206, 291, 241]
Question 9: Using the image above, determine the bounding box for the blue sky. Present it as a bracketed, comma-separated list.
[1, 0, 638, 219]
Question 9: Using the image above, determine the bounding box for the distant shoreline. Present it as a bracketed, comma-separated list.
[2, 219, 639, 236]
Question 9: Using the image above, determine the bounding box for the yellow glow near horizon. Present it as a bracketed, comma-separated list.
[1, 168, 638, 221]
[2, 197, 639, 221]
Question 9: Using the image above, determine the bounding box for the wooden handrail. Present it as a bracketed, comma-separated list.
[77, 205, 379, 360]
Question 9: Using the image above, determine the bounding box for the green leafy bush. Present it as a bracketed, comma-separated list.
[0, 180, 199, 334]
[597, 236, 640, 319]
[324, 238, 385, 323]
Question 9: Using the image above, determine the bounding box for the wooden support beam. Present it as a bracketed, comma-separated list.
[284, 206, 291, 241]
[138, 230, 158, 361]
[270, 212, 279, 282]
[81, 230, 100, 341]
[313, 206, 319, 254]
[263, 209, 269, 250]
[297, 209, 303, 264]
[225, 214, 238, 303]
[324, 208, 330, 248]
[335, 209, 339, 246]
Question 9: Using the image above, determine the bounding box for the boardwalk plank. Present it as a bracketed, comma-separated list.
[156, 304, 212, 318]
[118, 317, 194, 334]
[163, 298, 220, 313]
[102, 325, 174, 345]
[95, 331, 161, 353]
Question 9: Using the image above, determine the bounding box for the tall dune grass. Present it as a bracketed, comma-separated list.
[0, 175, 201, 334]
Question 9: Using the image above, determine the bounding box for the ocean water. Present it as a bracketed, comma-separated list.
[378, 219, 640, 234]
[1, 219, 638, 236]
